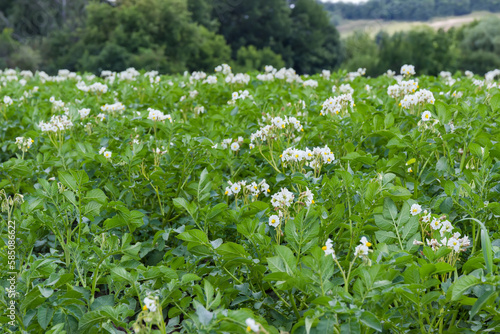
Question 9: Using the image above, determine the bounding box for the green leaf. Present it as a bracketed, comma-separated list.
[197, 168, 212, 203]
[470, 287, 497, 318]
[37, 305, 54, 330]
[85, 188, 107, 204]
[458, 218, 494, 274]
[193, 300, 213, 326]
[217, 242, 249, 259]
[173, 197, 196, 218]
[451, 275, 480, 301]
[267, 245, 296, 276]
[84, 201, 102, 217]
[70, 170, 89, 186]
[383, 197, 398, 220]
[360, 311, 382, 332]
[421, 291, 441, 305]
[78, 311, 108, 331]
[177, 229, 209, 245]
[62, 190, 77, 207]
[374, 230, 397, 243]
[491, 93, 500, 112]
[110, 267, 133, 283]
[436, 157, 448, 172]
[58, 171, 77, 192]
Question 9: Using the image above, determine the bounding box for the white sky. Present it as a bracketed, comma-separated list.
[320, 0, 369, 3]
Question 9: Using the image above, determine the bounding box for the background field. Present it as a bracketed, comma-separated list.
[337, 11, 500, 36]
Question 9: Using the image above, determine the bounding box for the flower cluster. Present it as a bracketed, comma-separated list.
[3, 96, 13, 106]
[39, 115, 74, 132]
[274, 68, 302, 83]
[320, 94, 354, 116]
[15, 137, 34, 152]
[280, 145, 335, 175]
[250, 116, 303, 144]
[225, 73, 250, 85]
[219, 136, 244, 150]
[76, 81, 108, 93]
[400, 89, 435, 109]
[147, 108, 172, 122]
[225, 179, 270, 199]
[229, 90, 252, 103]
[270, 187, 295, 210]
[401, 64, 416, 76]
[215, 64, 232, 75]
[303, 79, 318, 88]
[339, 83, 354, 94]
[99, 147, 112, 159]
[117, 68, 140, 81]
[346, 68, 366, 81]
[414, 207, 471, 253]
[256, 72, 275, 81]
[203, 75, 217, 84]
[321, 70, 331, 80]
[101, 102, 125, 113]
[78, 108, 91, 119]
[189, 71, 207, 83]
[387, 80, 419, 98]
[49, 96, 67, 110]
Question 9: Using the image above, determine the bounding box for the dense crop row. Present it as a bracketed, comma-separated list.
[0, 65, 500, 333]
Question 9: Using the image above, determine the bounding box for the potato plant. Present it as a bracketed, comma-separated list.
[0, 66, 499, 333]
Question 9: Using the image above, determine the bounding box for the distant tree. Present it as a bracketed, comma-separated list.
[458, 16, 500, 73]
[212, 0, 292, 58]
[287, 0, 342, 73]
[235, 45, 284, 72]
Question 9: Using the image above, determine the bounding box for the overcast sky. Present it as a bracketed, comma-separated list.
[320, 0, 369, 3]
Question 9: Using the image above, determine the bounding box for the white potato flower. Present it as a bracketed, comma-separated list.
[322, 238, 336, 259]
[231, 142, 240, 151]
[143, 297, 157, 312]
[410, 204, 422, 216]
[268, 215, 280, 227]
[421, 110, 432, 122]
[245, 318, 259, 333]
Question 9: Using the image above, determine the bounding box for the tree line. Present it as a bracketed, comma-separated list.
[342, 16, 500, 76]
[325, 0, 500, 22]
[0, 0, 341, 74]
[1, 0, 500, 76]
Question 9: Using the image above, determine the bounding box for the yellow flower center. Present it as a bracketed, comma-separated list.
[366, 242, 372, 247]
[143, 305, 148, 311]
[322, 246, 327, 250]
[271, 219, 275, 223]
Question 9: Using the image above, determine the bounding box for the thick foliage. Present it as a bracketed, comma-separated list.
[0, 65, 500, 333]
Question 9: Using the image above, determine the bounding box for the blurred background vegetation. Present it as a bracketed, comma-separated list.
[1, 0, 500, 75]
